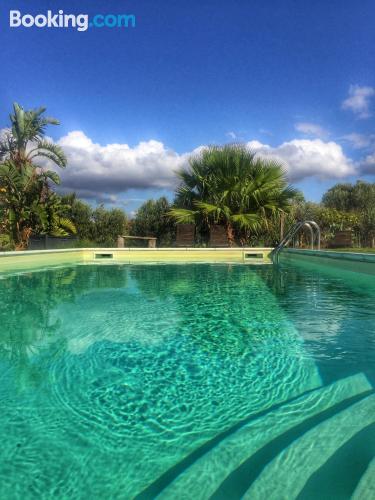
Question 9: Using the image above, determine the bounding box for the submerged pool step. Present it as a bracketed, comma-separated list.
[155, 373, 372, 500]
[352, 457, 375, 500]
[293, 421, 375, 499]
[243, 394, 375, 500]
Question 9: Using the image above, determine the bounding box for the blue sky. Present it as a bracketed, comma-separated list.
[1, 0, 374, 214]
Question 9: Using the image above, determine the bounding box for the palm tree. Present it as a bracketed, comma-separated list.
[169, 144, 298, 245]
[0, 103, 66, 170]
[0, 103, 74, 249]
[0, 161, 76, 249]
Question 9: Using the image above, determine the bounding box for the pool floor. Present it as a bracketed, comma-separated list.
[0, 263, 374, 498]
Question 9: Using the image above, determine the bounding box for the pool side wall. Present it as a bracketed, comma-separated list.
[0, 247, 273, 273]
[280, 248, 375, 275]
[0, 249, 84, 273]
[1, 247, 374, 275]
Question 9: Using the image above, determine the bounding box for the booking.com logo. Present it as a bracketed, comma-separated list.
[9, 10, 136, 31]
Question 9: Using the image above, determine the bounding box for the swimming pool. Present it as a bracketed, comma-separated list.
[0, 261, 374, 498]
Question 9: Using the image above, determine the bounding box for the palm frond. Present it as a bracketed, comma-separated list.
[231, 213, 261, 229]
[55, 217, 77, 235]
[28, 140, 67, 168]
[42, 170, 61, 185]
[168, 208, 197, 224]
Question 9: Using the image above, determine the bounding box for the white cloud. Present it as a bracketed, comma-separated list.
[360, 151, 375, 175]
[258, 128, 273, 136]
[247, 138, 355, 181]
[342, 85, 375, 119]
[225, 130, 250, 141]
[341, 133, 375, 150]
[6, 129, 356, 204]
[294, 122, 329, 139]
[226, 131, 237, 140]
[0, 128, 10, 141]
[56, 131, 191, 194]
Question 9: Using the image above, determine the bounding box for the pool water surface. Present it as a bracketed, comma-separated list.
[0, 263, 374, 499]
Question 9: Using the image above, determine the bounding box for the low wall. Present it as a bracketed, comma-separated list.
[0, 247, 273, 273]
[2, 247, 374, 276]
[279, 248, 375, 276]
[0, 249, 84, 273]
[82, 247, 273, 264]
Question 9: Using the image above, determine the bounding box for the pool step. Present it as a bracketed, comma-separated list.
[352, 457, 375, 500]
[243, 394, 375, 500]
[154, 373, 372, 500]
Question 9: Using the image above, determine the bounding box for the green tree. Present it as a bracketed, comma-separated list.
[322, 183, 354, 211]
[0, 103, 72, 249]
[0, 162, 75, 249]
[132, 197, 176, 246]
[61, 193, 94, 240]
[322, 181, 375, 246]
[60, 194, 129, 246]
[0, 103, 66, 170]
[169, 144, 298, 245]
[91, 205, 128, 245]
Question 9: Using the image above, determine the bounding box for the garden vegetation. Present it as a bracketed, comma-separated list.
[1, 103, 374, 250]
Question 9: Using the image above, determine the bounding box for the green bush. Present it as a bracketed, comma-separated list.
[0, 234, 14, 251]
[132, 197, 176, 246]
[61, 194, 128, 246]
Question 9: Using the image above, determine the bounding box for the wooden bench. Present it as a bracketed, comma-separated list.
[117, 236, 157, 248]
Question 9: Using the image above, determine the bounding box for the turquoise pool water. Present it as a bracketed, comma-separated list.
[0, 262, 374, 499]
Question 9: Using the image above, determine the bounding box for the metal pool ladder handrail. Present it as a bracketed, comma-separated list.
[271, 220, 321, 264]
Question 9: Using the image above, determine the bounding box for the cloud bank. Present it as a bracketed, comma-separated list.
[57, 131, 189, 194]
[247, 138, 355, 181]
[55, 132, 357, 200]
[1, 128, 365, 203]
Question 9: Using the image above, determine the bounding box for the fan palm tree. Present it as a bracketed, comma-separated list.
[169, 144, 298, 245]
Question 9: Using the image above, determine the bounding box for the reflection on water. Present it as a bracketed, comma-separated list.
[0, 266, 128, 392]
[258, 263, 375, 384]
[0, 263, 374, 498]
